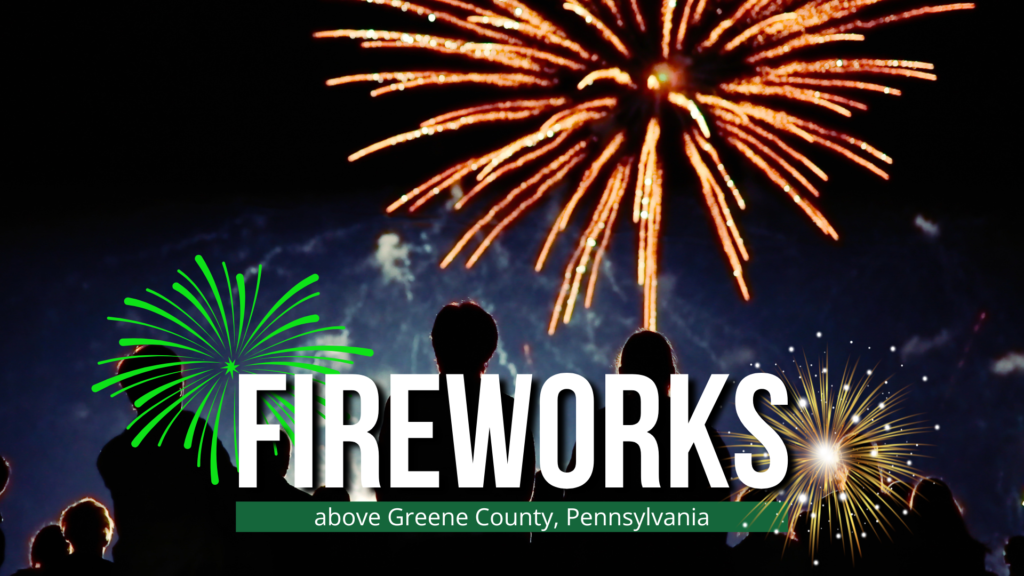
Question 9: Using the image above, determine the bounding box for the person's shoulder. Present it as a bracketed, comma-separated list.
[499, 390, 518, 407]
[498, 391, 530, 427]
[170, 409, 203, 430]
[65, 553, 119, 572]
[97, 427, 133, 474]
[100, 426, 132, 451]
[97, 409, 202, 471]
[100, 409, 200, 448]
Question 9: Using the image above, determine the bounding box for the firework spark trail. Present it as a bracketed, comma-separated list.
[92, 255, 374, 484]
[319, 0, 972, 332]
[725, 357, 932, 559]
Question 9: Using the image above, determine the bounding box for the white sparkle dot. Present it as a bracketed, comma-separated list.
[799, 494, 808, 504]
[743, 522, 748, 528]
[890, 346, 896, 352]
[922, 376, 928, 382]
[861, 532, 867, 538]
[813, 560, 819, 566]
[902, 509, 908, 516]
[816, 332, 822, 338]
[866, 369, 873, 375]
[754, 362, 761, 369]
[789, 346, 795, 353]
[879, 402, 886, 409]
[836, 533, 842, 539]
[934, 424, 940, 430]
[852, 415, 860, 423]
[799, 398, 808, 408]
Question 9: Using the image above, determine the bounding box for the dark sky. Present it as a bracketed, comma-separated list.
[3, 0, 1017, 229]
[3, 0, 1022, 574]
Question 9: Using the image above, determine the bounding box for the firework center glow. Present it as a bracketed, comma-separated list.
[816, 442, 841, 467]
[648, 62, 682, 92]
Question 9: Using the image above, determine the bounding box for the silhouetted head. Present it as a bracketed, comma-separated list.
[885, 479, 914, 507]
[116, 345, 183, 410]
[0, 455, 9, 497]
[910, 477, 976, 540]
[617, 330, 677, 393]
[1006, 536, 1024, 572]
[30, 525, 70, 569]
[60, 498, 114, 557]
[910, 478, 959, 519]
[256, 433, 291, 479]
[431, 301, 498, 375]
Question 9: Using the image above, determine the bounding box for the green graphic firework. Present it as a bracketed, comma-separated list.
[91, 255, 373, 484]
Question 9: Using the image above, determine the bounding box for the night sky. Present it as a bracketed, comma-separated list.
[2, 0, 1022, 574]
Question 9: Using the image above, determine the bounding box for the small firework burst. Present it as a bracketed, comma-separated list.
[317, 0, 972, 333]
[91, 255, 373, 484]
[726, 356, 932, 558]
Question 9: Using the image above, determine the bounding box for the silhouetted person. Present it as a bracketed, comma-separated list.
[0, 455, 8, 571]
[239, 434, 309, 502]
[11, 525, 70, 575]
[376, 302, 536, 556]
[840, 456, 917, 575]
[237, 431, 313, 573]
[527, 470, 564, 550]
[908, 477, 990, 575]
[565, 331, 732, 570]
[53, 498, 117, 575]
[1006, 535, 1024, 576]
[308, 482, 361, 571]
[97, 345, 237, 575]
[311, 475, 364, 570]
[884, 479, 914, 511]
[531, 470, 563, 502]
[567, 331, 729, 501]
[312, 486, 351, 502]
[731, 488, 808, 576]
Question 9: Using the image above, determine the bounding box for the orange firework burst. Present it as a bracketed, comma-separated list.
[317, 0, 972, 334]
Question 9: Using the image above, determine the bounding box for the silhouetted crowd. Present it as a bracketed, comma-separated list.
[0, 301, 1020, 575]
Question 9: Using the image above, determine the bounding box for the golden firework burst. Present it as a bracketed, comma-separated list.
[726, 356, 933, 558]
